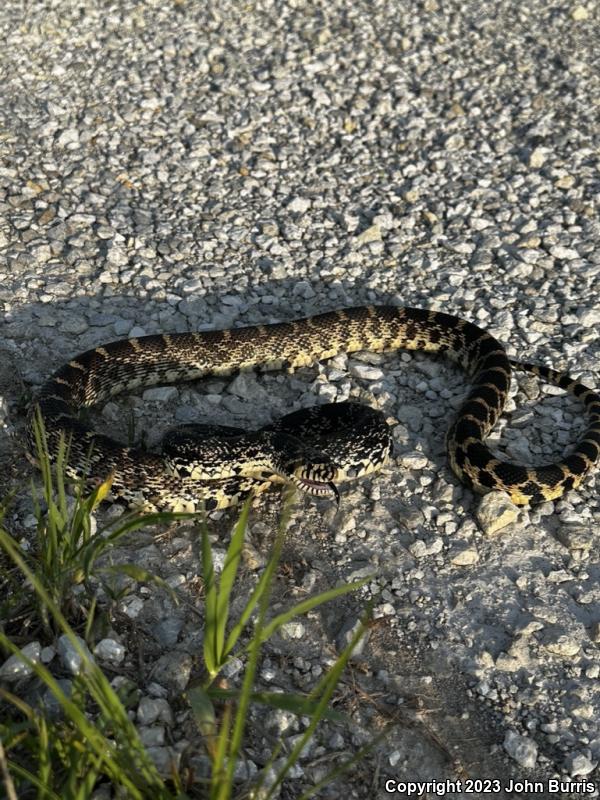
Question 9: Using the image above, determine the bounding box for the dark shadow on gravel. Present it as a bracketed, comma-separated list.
[1, 284, 595, 797]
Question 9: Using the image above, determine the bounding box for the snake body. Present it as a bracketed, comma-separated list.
[30, 306, 600, 511]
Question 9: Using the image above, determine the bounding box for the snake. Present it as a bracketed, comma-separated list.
[29, 305, 600, 512]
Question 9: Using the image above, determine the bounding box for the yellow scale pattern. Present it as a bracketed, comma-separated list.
[29, 306, 600, 511]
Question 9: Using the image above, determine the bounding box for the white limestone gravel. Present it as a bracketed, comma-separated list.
[57, 634, 94, 676]
[504, 730, 539, 770]
[1, 0, 600, 796]
[0, 642, 42, 682]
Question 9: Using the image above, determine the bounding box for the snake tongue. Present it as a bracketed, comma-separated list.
[328, 482, 340, 508]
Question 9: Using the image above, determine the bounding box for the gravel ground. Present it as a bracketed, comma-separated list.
[1, 0, 600, 797]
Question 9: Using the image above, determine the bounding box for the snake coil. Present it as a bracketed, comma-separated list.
[30, 306, 600, 511]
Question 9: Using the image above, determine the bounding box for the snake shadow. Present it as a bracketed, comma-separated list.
[5, 280, 470, 502]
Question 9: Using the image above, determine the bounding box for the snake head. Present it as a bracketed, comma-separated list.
[268, 432, 340, 503]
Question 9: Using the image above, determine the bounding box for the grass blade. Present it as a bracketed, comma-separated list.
[0, 527, 166, 797]
[210, 701, 232, 800]
[214, 497, 251, 661]
[257, 577, 371, 645]
[201, 521, 218, 677]
[220, 491, 297, 794]
[3, 760, 62, 800]
[297, 723, 395, 800]
[37, 714, 52, 797]
[79, 510, 197, 577]
[222, 489, 298, 660]
[97, 563, 179, 604]
[0, 635, 143, 797]
[264, 609, 371, 800]
[0, 737, 19, 800]
[222, 563, 273, 659]
[187, 685, 218, 759]
[207, 688, 348, 724]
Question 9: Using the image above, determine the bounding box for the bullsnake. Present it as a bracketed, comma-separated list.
[30, 306, 600, 511]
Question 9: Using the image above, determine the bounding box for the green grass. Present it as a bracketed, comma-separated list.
[4, 410, 189, 636]
[0, 415, 392, 798]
